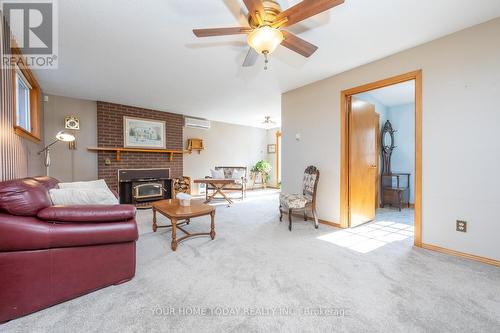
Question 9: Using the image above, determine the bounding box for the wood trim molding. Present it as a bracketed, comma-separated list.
[275, 130, 282, 188]
[421, 243, 500, 267]
[14, 126, 41, 143]
[87, 147, 187, 162]
[10, 44, 42, 143]
[284, 211, 341, 228]
[340, 70, 423, 247]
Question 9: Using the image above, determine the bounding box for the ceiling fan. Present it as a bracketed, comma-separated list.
[193, 0, 345, 69]
[263, 116, 276, 126]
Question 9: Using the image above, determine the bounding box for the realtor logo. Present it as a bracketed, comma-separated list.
[1, 0, 58, 68]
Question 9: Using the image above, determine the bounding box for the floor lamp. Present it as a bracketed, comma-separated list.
[38, 131, 76, 177]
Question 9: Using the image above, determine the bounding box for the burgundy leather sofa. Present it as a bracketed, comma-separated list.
[0, 177, 138, 323]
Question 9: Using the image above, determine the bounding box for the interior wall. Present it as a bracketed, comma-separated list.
[43, 95, 97, 182]
[0, 12, 45, 181]
[266, 127, 280, 187]
[183, 121, 267, 194]
[388, 103, 415, 203]
[281, 18, 500, 260]
[97, 102, 183, 192]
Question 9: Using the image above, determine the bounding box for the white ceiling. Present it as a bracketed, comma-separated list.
[364, 80, 415, 107]
[34, 0, 500, 128]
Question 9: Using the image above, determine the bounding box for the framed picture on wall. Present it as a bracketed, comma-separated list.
[267, 144, 276, 154]
[123, 116, 166, 149]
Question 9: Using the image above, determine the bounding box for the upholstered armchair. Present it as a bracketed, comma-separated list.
[279, 166, 320, 231]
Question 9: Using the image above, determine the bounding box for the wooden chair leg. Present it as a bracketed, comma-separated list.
[279, 205, 283, 222]
[313, 208, 319, 229]
[303, 210, 307, 221]
[288, 209, 293, 231]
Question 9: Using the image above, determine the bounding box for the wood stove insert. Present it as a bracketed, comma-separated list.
[118, 168, 172, 208]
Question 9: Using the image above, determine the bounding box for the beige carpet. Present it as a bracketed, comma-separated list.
[2, 190, 499, 333]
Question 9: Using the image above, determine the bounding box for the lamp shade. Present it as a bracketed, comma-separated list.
[56, 131, 76, 142]
[247, 26, 284, 55]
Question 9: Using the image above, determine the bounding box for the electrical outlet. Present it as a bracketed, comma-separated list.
[456, 220, 467, 233]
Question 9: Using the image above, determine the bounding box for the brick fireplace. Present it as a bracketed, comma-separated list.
[97, 101, 183, 192]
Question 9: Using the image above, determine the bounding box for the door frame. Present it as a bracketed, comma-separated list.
[276, 130, 282, 188]
[340, 70, 423, 247]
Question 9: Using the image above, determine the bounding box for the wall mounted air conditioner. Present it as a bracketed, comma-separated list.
[184, 117, 211, 130]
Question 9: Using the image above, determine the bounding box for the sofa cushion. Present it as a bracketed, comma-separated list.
[215, 167, 247, 180]
[232, 169, 245, 180]
[38, 205, 136, 223]
[49, 188, 119, 206]
[58, 179, 108, 190]
[48, 219, 138, 248]
[0, 178, 53, 216]
[280, 193, 309, 209]
[210, 169, 225, 179]
[32, 176, 60, 190]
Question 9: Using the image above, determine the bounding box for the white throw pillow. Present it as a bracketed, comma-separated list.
[49, 188, 119, 205]
[58, 179, 109, 190]
[210, 169, 225, 179]
[232, 169, 245, 180]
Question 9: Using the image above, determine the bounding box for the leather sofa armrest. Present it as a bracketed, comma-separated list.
[37, 205, 136, 223]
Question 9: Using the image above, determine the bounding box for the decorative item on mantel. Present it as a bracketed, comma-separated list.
[187, 138, 204, 154]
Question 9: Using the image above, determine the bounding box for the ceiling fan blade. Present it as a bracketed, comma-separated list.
[193, 27, 251, 37]
[275, 0, 345, 27]
[281, 31, 318, 58]
[243, 0, 266, 24]
[242, 48, 259, 67]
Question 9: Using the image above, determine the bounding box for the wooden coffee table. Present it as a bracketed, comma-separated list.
[194, 178, 236, 205]
[152, 199, 216, 251]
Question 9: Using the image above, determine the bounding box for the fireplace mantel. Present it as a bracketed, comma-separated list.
[88, 147, 189, 162]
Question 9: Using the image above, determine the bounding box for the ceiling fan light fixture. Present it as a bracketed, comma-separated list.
[247, 26, 284, 55]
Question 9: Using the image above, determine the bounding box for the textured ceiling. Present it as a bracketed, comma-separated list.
[33, 0, 500, 127]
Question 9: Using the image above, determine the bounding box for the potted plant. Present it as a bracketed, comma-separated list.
[251, 160, 272, 189]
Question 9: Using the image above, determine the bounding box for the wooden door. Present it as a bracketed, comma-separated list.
[349, 97, 378, 227]
[375, 113, 380, 209]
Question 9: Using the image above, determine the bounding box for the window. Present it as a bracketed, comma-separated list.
[15, 68, 32, 132]
[11, 58, 41, 143]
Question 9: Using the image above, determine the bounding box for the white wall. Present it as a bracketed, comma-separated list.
[266, 127, 280, 187]
[43, 95, 97, 182]
[388, 103, 415, 203]
[281, 18, 500, 260]
[183, 121, 268, 194]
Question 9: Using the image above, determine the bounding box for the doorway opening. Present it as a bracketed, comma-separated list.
[340, 71, 422, 247]
[275, 130, 282, 188]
